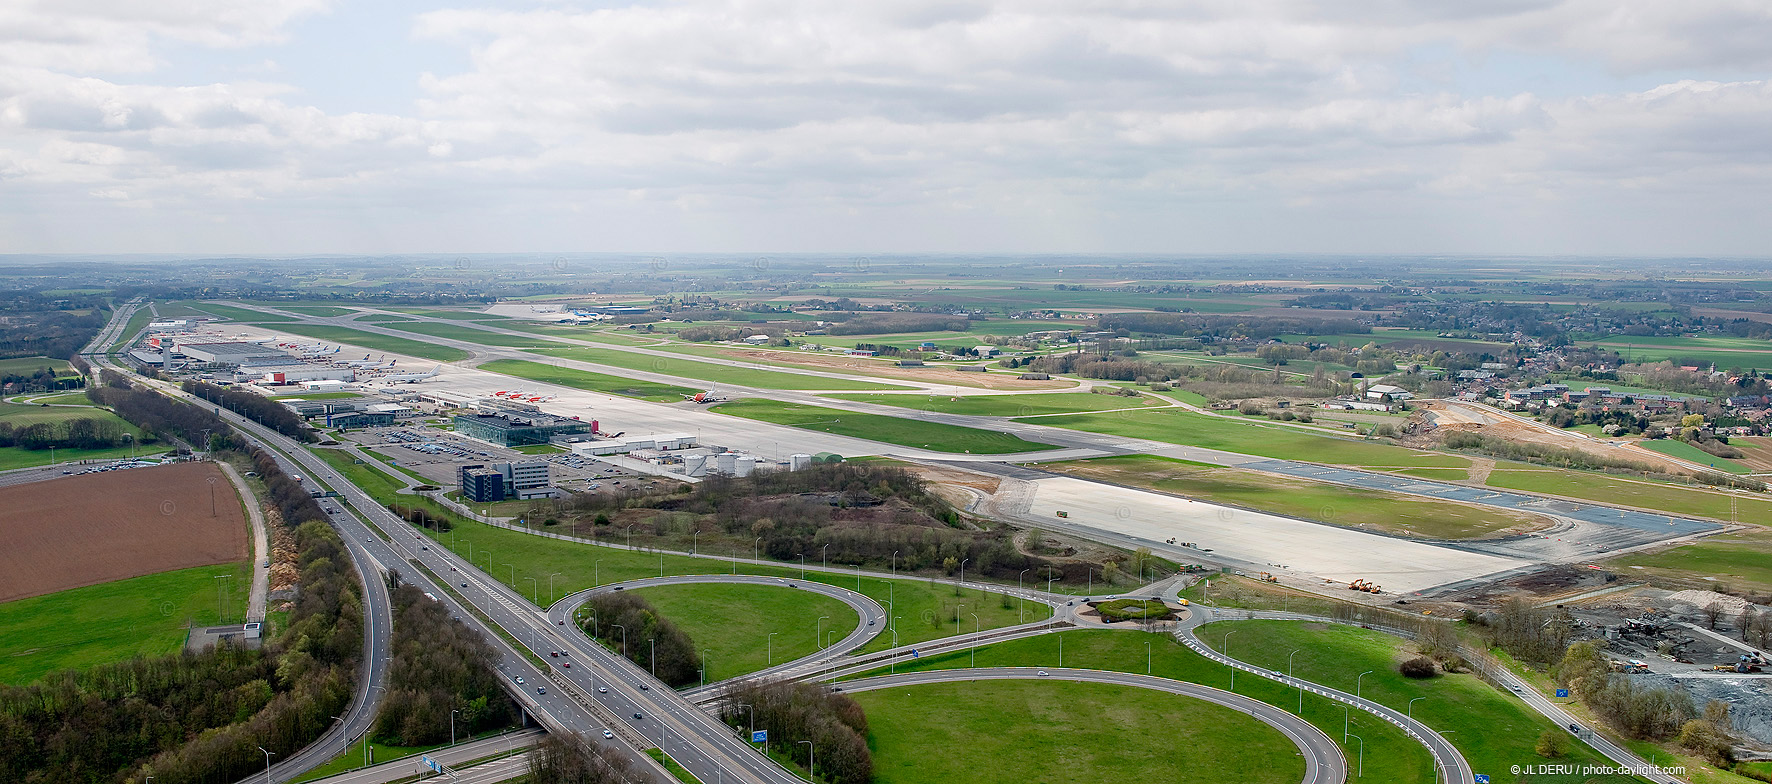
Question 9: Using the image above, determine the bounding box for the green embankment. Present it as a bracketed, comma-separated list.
[1486, 468, 1772, 522]
[528, 346, 899, 391]
[386, 321, 567, 348]
[480, 359, 698, 402]
[1636, 439, 1751, 474]
[0, 356, 75, 376]
[1025, 407, 1469, 469]
[0, 562, 251, 685]
[864, 629, 1435, 784]
[856, 679, 1302, 784]
[1200, 620, 1644, 784]
[188, 301, 297, 322]
[712, 399, 1060, 454]
[626, 583, 857, 682]
[259, 324, 470, 362]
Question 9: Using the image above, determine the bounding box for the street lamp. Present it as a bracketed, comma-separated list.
[768, 632, 778, 665]
[525, 576, 537, 604]
[970, 612, 980, 668]
[1289, 649, 1303, 714]
[1348, 733, 1364, 778]
[821, 543, 830, 569]
[735, 702, 754, 741]
[1356, 670, 1373, 700]
[1145, 640, 1152, 675]
[548, 572, 561, 604]
[1408, 697, 1425, 721]
[451, 709, 459, 745]
[1224, 630, 1237, 691]
[256, 747, 274, 784]
[816, 616, 829, 650]
[799, 554, 805, 579]
[755, 536, 761, 563]
[612, 624, 627, 657]
[891, 550, 899, 578]
[955, 604, 965, 636]
[798, 740, 814, 782]
[959, 558, 969, 592]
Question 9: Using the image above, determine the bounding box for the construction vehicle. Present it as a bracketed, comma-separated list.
[1258, 572, 1279, 583]
[1055, 510, 1068, 518]
[1348, 579, 1381, 593]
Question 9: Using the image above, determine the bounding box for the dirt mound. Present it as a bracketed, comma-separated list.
[0, 462, 249, 602]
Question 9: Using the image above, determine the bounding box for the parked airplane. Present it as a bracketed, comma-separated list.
[683, 389, 724, 403]
[382, 366, 442, 384]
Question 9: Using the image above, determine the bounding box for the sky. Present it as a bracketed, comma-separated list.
[1, 1, 1769, 256]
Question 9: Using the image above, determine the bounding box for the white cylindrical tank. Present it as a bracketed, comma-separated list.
[684, 454, 707, 477]
[735, 456, 757, 477]
[716, 452, 737, 474]
[790, 453, 813, 471]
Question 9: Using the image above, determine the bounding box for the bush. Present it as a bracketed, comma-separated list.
[1399, 656, 1437, 678]
[1534, 729, 1569, 758]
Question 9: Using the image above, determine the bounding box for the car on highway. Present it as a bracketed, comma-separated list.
[602, 729, 614, 739]
[639, 683, 650, 691]
[598, 686, 607, 693]
[550, 651, 559, 657]
[515, 676, 525, 684]
[537, 686, 546, 694]
[460, 582, 468, 588]
[558, 619, 565, 625]
[633, 712, 643, 720]
[563, 662, 570, 668]
[1037, 671, 1048, 676]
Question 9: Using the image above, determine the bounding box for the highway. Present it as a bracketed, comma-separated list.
[308, 729, 543, 784]
[840, 667, 1346, 784]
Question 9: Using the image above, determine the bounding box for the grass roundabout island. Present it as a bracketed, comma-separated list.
[851, 678, 1307, 784]
[623, 582, 860, 682]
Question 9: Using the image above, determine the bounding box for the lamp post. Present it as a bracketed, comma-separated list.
[524, 576, 537, 604]
[767, 633, 778, 666]
[955, 604, 964, 636]
[798, 740, 814, 782]
[504, 562, 515, 586]
[1408, 697, 1424, 721]
[594, 560, 600, 586]
[891, 550, 898, 578]
[959, 558, 969, 593]
[1356, 670, 1373, 700]
[735, 703, 753, 741]
[821, 543, 829, 569]
[755, 537, 761, 563]
[256, 747, 274, 784]
[1224, 630, 1237, 691]
[451, 709, 458, 745]
[816, 616, 829, 650]
[1018, 568, 1029, 619]
[1289, 650, 1303, 714]
[612, 624, 627, 657]
[547, 572, 561, 604]
[799, 554, 805, 579]
[650, 637, 656, 677]
[970, 612, 980, 667]
[1348, 733, 1364, 778]
[1145, 640, 1152, 674]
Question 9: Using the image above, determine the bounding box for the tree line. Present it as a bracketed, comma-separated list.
[373, 577, 516, 745]
[579, 593, 700, 688]
[185, 380, 317, 442]
[88, 371, 241, 453]
[525, 732, 642, 784]
[0, 416, 131, 450]
[719, 680, 872, 784]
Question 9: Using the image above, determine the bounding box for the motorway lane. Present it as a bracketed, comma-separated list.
[840, 668, 1347, 784]
[309, 729, 543, 784]
[85, 353, 662, 783]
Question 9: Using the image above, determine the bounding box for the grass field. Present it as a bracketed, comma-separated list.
[1198, 620, 1642, 784]
[856, 679, 1302, 784]
[390, 308, 505, 320]
[626, 583, 857, 682]
[386, 321, 567, 348]
[23, 391, 100, 405]
[418, 517, 1045, 654]
[188, 301, 298, 322]
[863, 629, 1435, 784]
[0, 400, 138, 430]
[0, 562, 250, 685]
[1027, 408, 1470, 469]
[315, 447, 412, 499]
[712, 399, 1060, 454]
[1608, 529, 1772, 594]
[1636, 439, 1751, 474]
[528, 346, 900, 391]
[262, 323, 471, 361]
[1044, 455, 1547, 539]
[480, 359, 698, 402]
[0, 443, 164, 471]
[1485, 468, 1772, 521]
[0, 356, 74, 376]
[823, 392, 1162, 416]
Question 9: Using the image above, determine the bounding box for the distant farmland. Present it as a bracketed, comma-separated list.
[0, 463, 249, 602]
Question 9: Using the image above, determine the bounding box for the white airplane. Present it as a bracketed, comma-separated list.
[683, 388, 724, 404]
[361, 358, 397, 371]
[383, 365, 441, 384]
[345, 354, 382, 368]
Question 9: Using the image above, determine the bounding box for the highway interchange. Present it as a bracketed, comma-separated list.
[77, 301, 1691, 784]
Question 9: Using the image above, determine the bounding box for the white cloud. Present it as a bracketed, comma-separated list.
[0, 0, 1769, 254]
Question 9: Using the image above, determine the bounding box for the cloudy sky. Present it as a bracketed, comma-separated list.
[2, 1, 1769, 256]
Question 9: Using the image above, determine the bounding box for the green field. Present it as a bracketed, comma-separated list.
[0, 401, 137, 430]
[0, 562, 251, 685]
[188, 301, 297, 322]
[0, 356, 75, 376]
[1485, 468, 1772, 521]
[480, 359, 698, 402]
[1027, 408, 1470, 469]
[386, 321, 567, 348]
[856, 679, 1302, 784]
[389, 308, 506, 320]
[1636, 439, 1751, 474]
[863, 629, 1434, 784]
[528, 346, 900, 391]
[1199, 620, 1641, 783]
[1608, 529, 1772, 594]
[419, 517, 1045, 654]
[1045, 455, 1546, 539]
[626, 583, 857, 682]
[712, 399, 1060, 454]
[823, 392, 1163, 416]
[354, 314, 416, 322]
[261, 323, 471, 362]
[314, 447, 413, 499]
[0, 443, 164, 471]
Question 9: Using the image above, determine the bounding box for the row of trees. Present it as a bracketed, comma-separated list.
[185, 380, 316, 442]
[580, 593, 700, 687]
[525, 733, 640, 784]
[373, 578, 515, 745]
[0, 416, 132, 450]
[88, 371, 240, 452]
[719, 680, 872, 784]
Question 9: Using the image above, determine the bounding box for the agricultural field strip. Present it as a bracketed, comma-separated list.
[1191, 609, 1678, 784]
[839, 668, 1343, 784]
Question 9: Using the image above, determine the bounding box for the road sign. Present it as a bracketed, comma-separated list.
[910, 649, 919, 658]
[1474, 775, 1490, 783]
[1555, 688, 1569, 698]
[752, 730, 767, 743]
[421, 755, 442, 773]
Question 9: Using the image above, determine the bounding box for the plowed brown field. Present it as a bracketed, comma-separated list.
[0, 462, 248, 602]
